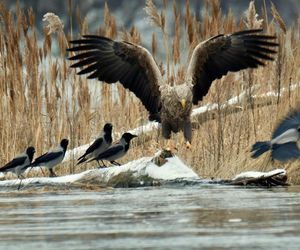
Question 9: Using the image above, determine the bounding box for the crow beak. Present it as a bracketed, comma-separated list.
[180, 99, 186, 109]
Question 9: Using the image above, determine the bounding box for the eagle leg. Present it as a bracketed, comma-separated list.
[165, 139, 178, 152]
[183, 120, 192, 149]
[186, 141, 192, 149]
[162, 122, 178, 152]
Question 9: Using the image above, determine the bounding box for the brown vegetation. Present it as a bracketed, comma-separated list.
[0, 1, 300, 184]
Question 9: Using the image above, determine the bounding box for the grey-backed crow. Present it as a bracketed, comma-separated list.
[88, 132, 137, 167]
[251, 110, 300, 161]
[77, 123, 113, 167]
[31, 139, 69, 177]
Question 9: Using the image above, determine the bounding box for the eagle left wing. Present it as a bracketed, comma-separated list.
[186, 29, 278, 105]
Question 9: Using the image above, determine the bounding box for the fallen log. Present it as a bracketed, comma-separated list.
[0, 151, 288, 190]
[229, 169, 288, 187]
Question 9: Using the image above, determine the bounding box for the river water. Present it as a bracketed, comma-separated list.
[0, 184, 299, 250]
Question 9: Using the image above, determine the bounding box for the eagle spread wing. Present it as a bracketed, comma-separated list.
[68, 36, 162, 121]
[186, 29, 278, 104]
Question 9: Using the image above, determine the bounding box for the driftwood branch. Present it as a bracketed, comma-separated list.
[192, 96, 274, 128]
[228, 171, 288, 186]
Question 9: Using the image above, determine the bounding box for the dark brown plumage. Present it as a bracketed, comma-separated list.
[67, 29, 278, 147]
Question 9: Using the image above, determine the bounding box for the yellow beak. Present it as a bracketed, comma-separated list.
[180, 99, 186, 109]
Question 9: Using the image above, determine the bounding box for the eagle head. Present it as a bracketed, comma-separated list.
[174, 83, 193, 110]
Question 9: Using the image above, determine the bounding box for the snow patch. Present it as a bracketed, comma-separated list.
[0, 170, 89, 187]
[0, 154, 199, 188]
[232, 168, 286, 181]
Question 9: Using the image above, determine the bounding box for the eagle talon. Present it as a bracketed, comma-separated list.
[186, 142, 192, 149]
[165, 140, 178, 153]
[164, 147, 172, 152]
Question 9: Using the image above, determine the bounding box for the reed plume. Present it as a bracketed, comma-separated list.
[271, 2, 287, 33]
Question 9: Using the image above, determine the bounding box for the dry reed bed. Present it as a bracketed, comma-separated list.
[0, 0, 300, 183]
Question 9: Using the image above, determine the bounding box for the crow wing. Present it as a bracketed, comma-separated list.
[95, 144, 124, 160]
[68, 36, 162, 121]
[186, 29, 278, 104]
[78, 137, 103, 160]
[0, 155, 27, 172]
[272, 142, 300, 162]
[32, 151, 63, 165]
[272, 110, 300, 139]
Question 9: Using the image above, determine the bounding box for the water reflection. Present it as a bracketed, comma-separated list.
[0, 185, 299, 249]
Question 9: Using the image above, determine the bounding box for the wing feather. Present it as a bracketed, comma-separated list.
[96, 144, 124, 160]
[186, 29, 278, 104]
[272, 110, 300, 139]
[32, 152, 63, 165]
[78, 138, 104, 160]
[68, 36, 162, 120]
[0, 156, 27, 172]
[272, 142, 300, 161]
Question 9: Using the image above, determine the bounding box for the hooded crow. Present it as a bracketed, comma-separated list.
[251, 110, 300, 161]
[31, 139, 69, 177]
[87, 132, 137, 167]
[77, 123, 113, 167]
[0, 146, 35, 178]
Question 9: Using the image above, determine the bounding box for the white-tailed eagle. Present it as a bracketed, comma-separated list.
[67, 29, 277, 148]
